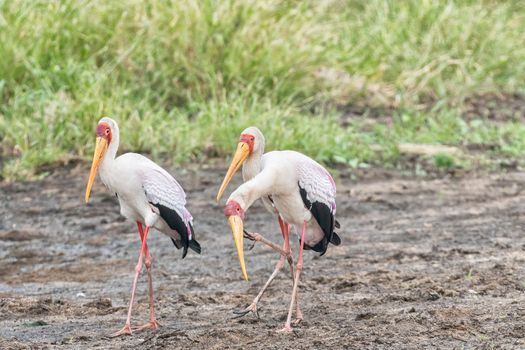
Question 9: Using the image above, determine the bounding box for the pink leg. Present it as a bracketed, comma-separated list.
[233, 253, 286, 318]
[279, 220, 302, 324]
[133, 222, 160, 332]
[110, 225, 151, 337]
[233, 216, 292, 318]
[244, 230, 290, 257]
[278, 221, 307, 333]
[278, 217, 292, 266]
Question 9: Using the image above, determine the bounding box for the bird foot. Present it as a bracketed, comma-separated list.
[232, 303, 259, 319]
[110, 323, 132, 337]
[133, 319, 161, 332]
[276, 325, 293, 333]
[243, 230, 258, 241]
[243, 230, 259, 250]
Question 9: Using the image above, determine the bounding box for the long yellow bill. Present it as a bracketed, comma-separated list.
[84, 137, 108, 203]
[228, 215, 248, 281]
[216, 142, 250, 202]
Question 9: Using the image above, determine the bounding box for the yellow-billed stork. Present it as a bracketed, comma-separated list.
[84, 117, 201, 337]
[216, 126, 341, 332]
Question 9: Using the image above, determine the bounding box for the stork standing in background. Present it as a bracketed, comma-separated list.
[84, 117, 201, 337]
[216, 127, 341, 332]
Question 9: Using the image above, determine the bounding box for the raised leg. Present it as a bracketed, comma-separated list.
[133, 222, 160, 332]
[244, 230, 289, 257]
[110, 225, 151, 337]
[233, 253, 286, 318]
[233, 216, 292, 318]
[278, 221, 307, 333]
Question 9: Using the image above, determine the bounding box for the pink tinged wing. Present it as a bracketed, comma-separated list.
[297, 157, 340, 255]
[297, 160, 337, 214]
[141, 167, 193, 234]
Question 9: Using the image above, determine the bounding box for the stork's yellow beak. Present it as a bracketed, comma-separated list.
[228, 215, 248, 281]
[216, 142, 250, 202]
[85, 137, 108, 203]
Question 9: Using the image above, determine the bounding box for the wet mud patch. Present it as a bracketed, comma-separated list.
[1, 166, 525, 348]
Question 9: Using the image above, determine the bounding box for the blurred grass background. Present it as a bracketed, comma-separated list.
[1, 0, 524, 180]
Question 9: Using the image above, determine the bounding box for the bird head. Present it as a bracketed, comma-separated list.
[224, 200, 248, 281]
[216, 126, 264, 202]
[84, 117, 117, 203]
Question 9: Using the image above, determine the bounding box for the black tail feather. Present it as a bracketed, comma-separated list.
[181, 225, 201, 258]
[330, 232, 341, 246]
[299, 183, 341, 256]
[171, 238, 180, 249]
[180, 239, 201, 258]
[153, 203, 200, 258]
[189, 239, 201, 254]
[170, 237, 190, 259]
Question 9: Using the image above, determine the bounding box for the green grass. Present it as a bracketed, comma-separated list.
[1, 0, 525, 180]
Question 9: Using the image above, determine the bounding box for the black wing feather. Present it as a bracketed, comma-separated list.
[299, 183, 340, 256]
[152, 203, 201, 258]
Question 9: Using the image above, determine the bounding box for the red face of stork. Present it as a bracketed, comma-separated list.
[223, 200, 248, 280]
[84, 120, 113, 203]
[216, 129, 258, 202]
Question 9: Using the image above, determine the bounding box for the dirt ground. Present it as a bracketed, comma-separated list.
[1, 164, 525, 349]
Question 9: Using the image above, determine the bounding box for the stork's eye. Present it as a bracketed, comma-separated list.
[250, 136, 255, 141]
[105, 128, 110, 135]
[236, 207, 240, 212]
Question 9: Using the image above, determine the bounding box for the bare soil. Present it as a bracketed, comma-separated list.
[1, 164, 525, 349]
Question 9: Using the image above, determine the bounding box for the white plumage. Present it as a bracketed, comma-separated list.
[297, 155, 337, 215]
[141, 165, 194, 239]
[218, 126, 340, 333]
[84, 117, 200, 337]
[230, 149, 336, 248]
[94, 118, 196, 249]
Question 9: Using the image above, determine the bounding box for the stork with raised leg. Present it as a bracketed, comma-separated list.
[216, 128, 297, 319]
[216, 127, 341, 332]
[84, 117, 201, 337]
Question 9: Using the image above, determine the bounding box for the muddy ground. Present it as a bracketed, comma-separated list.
[1, 164, 525, 349]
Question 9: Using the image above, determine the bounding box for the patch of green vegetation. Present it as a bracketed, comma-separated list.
[433, 153, 456, 169]
[0, 1, 524, 180]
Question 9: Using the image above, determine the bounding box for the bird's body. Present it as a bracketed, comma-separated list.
[84, 117, 200, 337]
[217, 126, 340, 332]
[235, 150, 337, 250]
[98, 152, 198, 255]
[100, 153, 166, 226]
